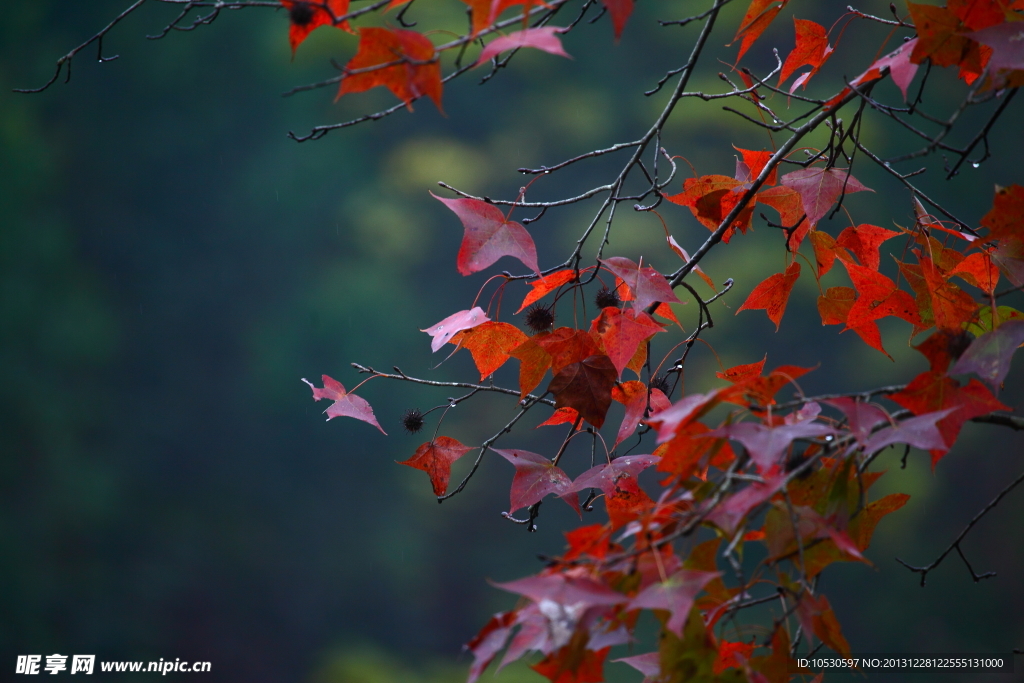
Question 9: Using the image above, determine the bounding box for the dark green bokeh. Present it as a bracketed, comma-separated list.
[2, 1, 1022, 681]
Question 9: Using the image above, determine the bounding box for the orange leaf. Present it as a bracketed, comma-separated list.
[808, 229, 849, 277]
[731, 0, 790, 63]
[908, 2, 973, 67]
[338, 27, 442, 111]
[510, 334, 553, 399]
[835, 224, 899, 271]
[949, 251, 1000, 294]
[736, 261, 801, 330]
[517, 269, 580, 312]
[450, 321, 529, 379]
[817, 286, 890, 358]
[779, 19, 833, 89]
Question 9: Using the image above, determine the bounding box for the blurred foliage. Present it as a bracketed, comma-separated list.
[1, 1, 1022, 682]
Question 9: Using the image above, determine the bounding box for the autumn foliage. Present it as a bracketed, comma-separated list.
[33, 0, 1024, 680]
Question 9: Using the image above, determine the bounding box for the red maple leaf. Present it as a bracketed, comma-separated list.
[808, 230, 849, 277]
[835, 224, 899, 271]
[433, 194, 539, 275]
[842, 261, 922, 329]
[734, 147, 778, 185]
[493, 448, 580, 515]
[780, 167, 872, 228]
[599, 257, 681, 312]
[949, 252, 1000, 294]
[338, 27, 442, 111]
[518, 269, 583, 312]
[599, 0, 634, 39]
[281, 0, 351, 55]
[736, 261, 802, 331]
[915, 252, 979, 332]
[817, 285, 890, 357]
[398, 436, 474, 496]
[547, 354, 618, 428]
[665, 175, 753, 241]
[730, 0, 791, 63]
[779, 19, 834, 91]
[536, 328, 602, 373]
[475, 27, 572, 66]
[890, 371, 1009, 464]
[590, 307, 665, 377]
[531, 645, 609, 683]
[302, 375, 386, 433]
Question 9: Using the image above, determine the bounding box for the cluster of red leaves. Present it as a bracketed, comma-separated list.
[307, 133, 1024, 683]
[302, 2, 1024, 682]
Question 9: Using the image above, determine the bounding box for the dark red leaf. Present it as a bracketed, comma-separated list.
[547, 354, 618, 428]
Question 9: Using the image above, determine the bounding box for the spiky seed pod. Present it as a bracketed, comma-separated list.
[649, 374, 671, 395]
[289, 2, 315, 25]
[525, 304, 555, 332]
[401, 408, 425, 434]
[595, 286, 620, 309]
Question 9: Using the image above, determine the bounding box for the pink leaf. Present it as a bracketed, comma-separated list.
[494, 448, 580, 515]
[628, 570, 720, 636]
[568, 454, 660, 495]
[432, 193, 540, 275]
[421, 306, 489, 352]
[646, 390, 721, 443]
[950, 319, 1024, 393]
[780, 167, 873, 227]
[475, 27, 571, 66]
[871, 37, 919, 100]
[600, 256, 681, 312]
[709, 416, 836, 473]
[968, 23, 1024, 74]
[302, 375, 387, 434]
[863, 408, 957, 454]
[826, 397, 888, 446]
[492, 573, 628, 607]
[613, 652, 660, 677]
[704, 468, 787, 534]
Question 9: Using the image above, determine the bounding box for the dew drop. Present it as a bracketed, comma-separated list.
[972, 162, 980, 168]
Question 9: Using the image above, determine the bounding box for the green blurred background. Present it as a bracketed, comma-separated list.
[2, 1, 1022, 681]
